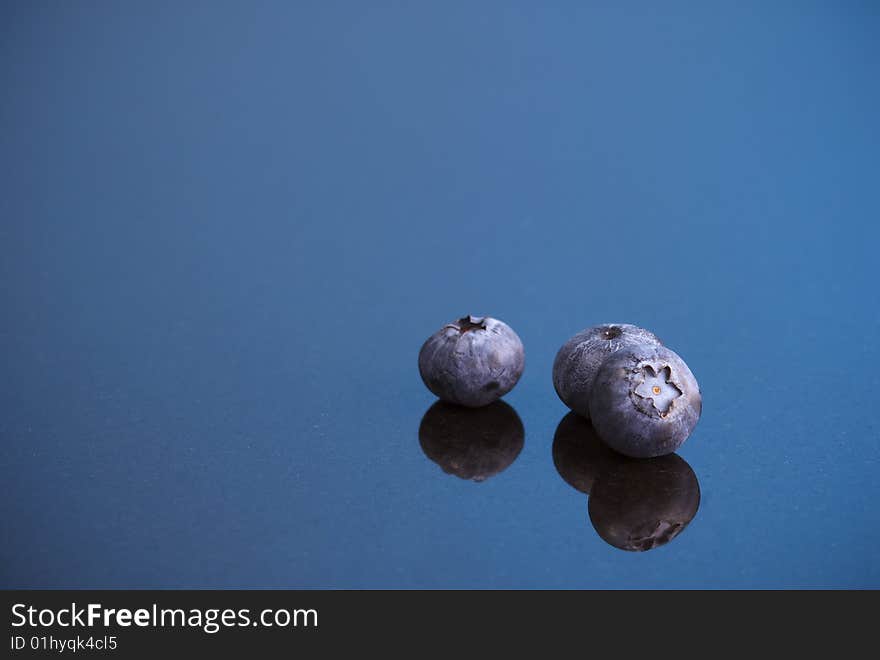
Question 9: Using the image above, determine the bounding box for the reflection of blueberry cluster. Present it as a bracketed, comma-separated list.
[553, 413, 701, 552]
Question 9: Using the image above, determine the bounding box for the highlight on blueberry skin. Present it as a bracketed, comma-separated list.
[589, 344, 701, 458]
[587, 454, 701, 552]
[418, 400, 524, 482]
[552, 323, 661, 419]
[418, 315, 525, 408]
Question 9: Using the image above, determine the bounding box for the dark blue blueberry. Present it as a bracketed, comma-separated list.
[589, 344, 701, 458]
[552, 324, 661, 419]
[588, 453, 701, 552]
[419, 315, 525, 408]
[418, 401, 524, 482]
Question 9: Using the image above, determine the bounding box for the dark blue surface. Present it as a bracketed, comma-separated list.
[2, 1, 878, 588]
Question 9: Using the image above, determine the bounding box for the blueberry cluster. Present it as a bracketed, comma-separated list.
[418, 317, 701, 458]
[553, 323, 702, 458]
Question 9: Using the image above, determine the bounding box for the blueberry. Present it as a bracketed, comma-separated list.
[418, 315, 525, 408]
[418, 401, 524, 482]
[588, 454, 701, 552]
[552, 412, 622, 495]
[589, 344, 701, 458]
[552, 324, 661, 419]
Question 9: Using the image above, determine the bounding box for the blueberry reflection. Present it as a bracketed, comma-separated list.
[589, 454, 701, 552]
[419, 401, 524, 482]
[553, 412, 701, 552]
[552, 412, 620, 495]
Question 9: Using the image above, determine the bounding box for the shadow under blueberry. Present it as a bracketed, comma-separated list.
[419, 401, 524, 482]
[552, 412, 701, 552]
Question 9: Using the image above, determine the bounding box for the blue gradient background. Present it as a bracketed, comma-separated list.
[2, 1, 878, 588]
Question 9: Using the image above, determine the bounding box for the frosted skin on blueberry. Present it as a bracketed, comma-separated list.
[552, 324, 661, 419]
[589, 344, 701, 458]
[588, 454, 701, 552]
[418, 315, 525, 408]
[418, 401, 524, 482]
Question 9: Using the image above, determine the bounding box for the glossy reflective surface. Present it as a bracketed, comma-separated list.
[419, 402, 524, 482]
[2, 3, 878, 588]
[553, 414, 701, 553]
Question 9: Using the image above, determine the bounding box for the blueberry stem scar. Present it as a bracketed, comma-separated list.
[446, 315, 488, 333]
[633, 364, 683, 417]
